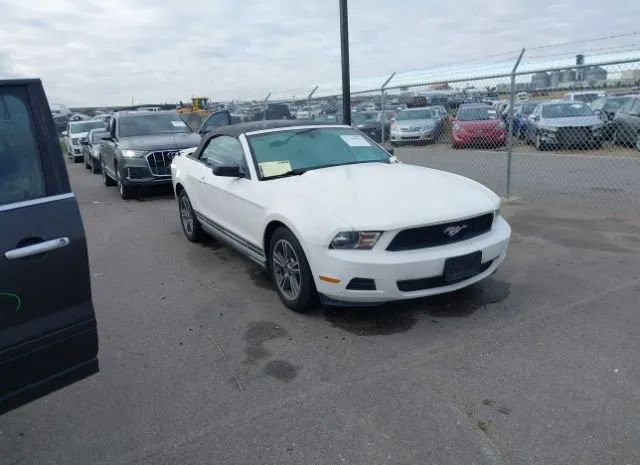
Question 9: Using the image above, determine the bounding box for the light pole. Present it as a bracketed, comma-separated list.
[339, 0, 351, 125]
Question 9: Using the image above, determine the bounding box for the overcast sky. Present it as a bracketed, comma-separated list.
[1, 0, 639, 106]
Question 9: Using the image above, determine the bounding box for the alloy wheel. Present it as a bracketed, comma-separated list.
[180, 196, 194, 235]
[272, 239, 301, 300]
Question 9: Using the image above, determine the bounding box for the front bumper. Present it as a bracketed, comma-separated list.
[452, 130, 507, 146]
[119, 157, 172, 186]
[390, 128, 437, 142]
[306, 216, 511, 303]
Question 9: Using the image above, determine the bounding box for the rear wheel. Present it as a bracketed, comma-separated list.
[268, 227, 317, 312]
[178, 190, 204, 242]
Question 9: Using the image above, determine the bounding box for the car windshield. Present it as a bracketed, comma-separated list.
[542, 103, 594, 118]
[457, 107, 498, 121]
[352, 112, 378, 123]
[69, 121, 106, 134]
[119, 113, 192, 137]
[247, 127, 390, 179]
[572, 94, 600, 103]
[396, 109, 435, 120]
[604, 97, 630, 112]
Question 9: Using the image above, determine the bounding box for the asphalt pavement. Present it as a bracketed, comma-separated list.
[394, 143, 640, 214]
[1, 159, 640, 465]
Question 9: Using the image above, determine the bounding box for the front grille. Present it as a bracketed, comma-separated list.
[146, 150, 179, 176]
[127, 167, 150, 179]
[387, 213, 494, 251]
[557, 127, 592, 147]
[397, 259, 494, 292]
[400, 136, 420, 140]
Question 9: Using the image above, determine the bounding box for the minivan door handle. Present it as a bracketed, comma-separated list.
[4, 237, 71, 260]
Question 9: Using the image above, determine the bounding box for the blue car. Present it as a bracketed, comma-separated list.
[513, 102, 538, 139]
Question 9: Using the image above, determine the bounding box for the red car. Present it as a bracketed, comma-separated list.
[451, 104, 507, 148]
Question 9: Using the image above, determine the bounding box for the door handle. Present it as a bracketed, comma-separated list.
[199, 176, 206, 183]
[4, 237, 71, 260]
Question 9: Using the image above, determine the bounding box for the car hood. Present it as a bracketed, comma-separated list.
[355, 122, 380, 129]
[457, 120, 502, 129]
[274, 162, 499, 230]
[540, 116, 601, 127]
[395, 119, 434, 129]
[118, 133, 201, 151]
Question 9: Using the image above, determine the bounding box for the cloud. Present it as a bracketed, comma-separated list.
[0, 0, 639, 106]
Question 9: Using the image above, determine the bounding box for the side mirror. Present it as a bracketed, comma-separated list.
[62, 131, 68, 136]
[387, 148, 395, 156]
[101, 135, 113, 141]
[212, 164, 242, 177]
[448, 115, 455, 123]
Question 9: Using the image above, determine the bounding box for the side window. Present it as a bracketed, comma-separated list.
[630, 99, 640, 115]
[202, 112, 230, 132]
[199, 136, 246, 171]
[0, 87, 47, 206]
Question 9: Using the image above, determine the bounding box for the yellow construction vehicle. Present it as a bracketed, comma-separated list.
[176, 97, 211, 130]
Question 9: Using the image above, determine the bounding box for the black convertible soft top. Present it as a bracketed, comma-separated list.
[203, 120, 340, 140]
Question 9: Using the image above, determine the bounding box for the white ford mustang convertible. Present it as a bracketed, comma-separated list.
[171, 121, 511, 311]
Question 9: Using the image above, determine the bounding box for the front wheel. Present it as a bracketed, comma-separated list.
[116, 165, 135, 200]
[101, 158, 116, 186]
[269, 227, 317, 312]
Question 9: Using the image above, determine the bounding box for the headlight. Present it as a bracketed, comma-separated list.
[330, 231, 382, 250]
[421, 124, 435, 131]
[453, 123, 461, 132]
[498, 121, 506, 130]
[591, 124, 604, 131]
[539, 126, 558, 132]
[121, 149, 147, 158]
[71, 138, 79, 145]
[178, 147, 198, 157]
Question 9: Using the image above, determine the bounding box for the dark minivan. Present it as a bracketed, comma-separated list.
[0, 79, 99, 414]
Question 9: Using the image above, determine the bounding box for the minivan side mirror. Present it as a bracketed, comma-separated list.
[62, 131, 68, 136]
[212, 164, 242, 177]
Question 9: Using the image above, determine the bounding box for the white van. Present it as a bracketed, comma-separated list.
[563, 91, 606, 104]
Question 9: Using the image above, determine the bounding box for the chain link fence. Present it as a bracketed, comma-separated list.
[226, 52, 640, 213]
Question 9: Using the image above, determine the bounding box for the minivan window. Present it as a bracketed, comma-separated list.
[0, 88, 47, 206]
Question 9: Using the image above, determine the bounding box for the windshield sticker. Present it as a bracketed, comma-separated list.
[171, 120, 187, 128]
[570, 103, 583, 109]
[340, 135, 371, 147]
[259, 160, 292, 177]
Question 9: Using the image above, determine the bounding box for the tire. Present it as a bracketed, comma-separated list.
[591, 141, 602, 150]
[268, 227, 317, 312]
[101, 158, 116, 186]
[116, 165, 135, 200]
[178, 190, 204, 242]
[91, 158, 100, 174]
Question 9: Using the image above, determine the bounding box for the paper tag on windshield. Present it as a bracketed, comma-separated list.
[259, 161, 291, 177]
[171, 120, 187, 128]
[340, 135, 371, 147]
